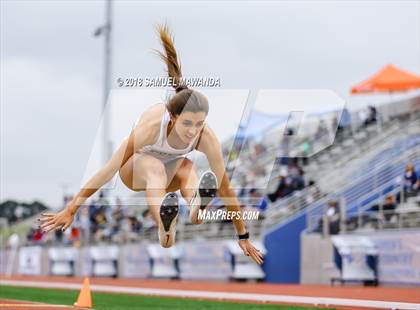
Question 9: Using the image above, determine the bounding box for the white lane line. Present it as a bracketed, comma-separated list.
[1, 280, 419, 310]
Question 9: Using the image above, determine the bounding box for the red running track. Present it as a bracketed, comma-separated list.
[1, 275, 419, 309]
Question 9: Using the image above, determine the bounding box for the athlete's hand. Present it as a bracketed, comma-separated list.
[39, 206, 74, 233]
[238, 239, 264, 265]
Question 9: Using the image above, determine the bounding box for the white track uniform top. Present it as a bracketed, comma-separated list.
[135, 109, 200, 163]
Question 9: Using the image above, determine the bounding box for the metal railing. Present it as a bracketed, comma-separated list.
[320, 200, 420, 236]
[263, 143, 419, 233]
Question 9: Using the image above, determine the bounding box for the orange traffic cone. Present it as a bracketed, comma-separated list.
[74, 277, 92, 308]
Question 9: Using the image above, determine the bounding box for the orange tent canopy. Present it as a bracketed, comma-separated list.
[351, 64, 420, 94]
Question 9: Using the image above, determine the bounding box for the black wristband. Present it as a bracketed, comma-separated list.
[237, 232, 249, 240]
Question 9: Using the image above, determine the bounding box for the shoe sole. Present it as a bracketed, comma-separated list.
[159, 192, 179, 232]
[198, 171, 218, 210]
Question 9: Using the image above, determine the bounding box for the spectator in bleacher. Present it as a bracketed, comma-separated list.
[267, 158, 306, 203]
[363, 105, 377, 127]
[402, 163, 419, 202]
[403, 163, 418, 191]
[27, 224, 44, 244]
[91, 207, 107, 242]
[283, 176, 296, 197]
[370, 195, 397, 223]
[382, 195, 397, 222]
[69, 226, 81, 246]
[288, 159, 305, 190]
[268, 175, 286, 202]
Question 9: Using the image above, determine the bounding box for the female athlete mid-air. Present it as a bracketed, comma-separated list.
[40, 24, 263, 265]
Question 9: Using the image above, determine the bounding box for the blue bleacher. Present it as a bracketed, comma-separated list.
[350, 136, 420, 180]
[263, 135, 419, 283]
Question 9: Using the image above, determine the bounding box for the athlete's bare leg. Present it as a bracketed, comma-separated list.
[119, 153, 167, 221]
[166, 159, 218, 225]
[166, 158, 203, 224]
[120, 154, 178, 247]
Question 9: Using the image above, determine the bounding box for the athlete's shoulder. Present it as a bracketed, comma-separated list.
[134, 103, 166, 144]
[140, 103, 166, 123]
[201, 124, 218, 141]
[196, 124, 220, 152]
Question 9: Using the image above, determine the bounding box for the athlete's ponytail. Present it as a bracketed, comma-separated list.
[155, 23, 186, 93]
[155, 23, 209, 116]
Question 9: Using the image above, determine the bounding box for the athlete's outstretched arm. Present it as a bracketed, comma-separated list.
[39, 124, 145, 233]
[197, 127, 264, 265]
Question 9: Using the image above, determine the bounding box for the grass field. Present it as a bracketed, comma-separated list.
[0, 286, 331, 310]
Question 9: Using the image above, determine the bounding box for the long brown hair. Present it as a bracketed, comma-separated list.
[155, 23, 209, 116]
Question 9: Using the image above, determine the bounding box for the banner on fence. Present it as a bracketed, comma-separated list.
[19, 246, 42, 275]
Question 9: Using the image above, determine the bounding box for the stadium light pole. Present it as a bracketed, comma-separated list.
[94, 0, 113, 168]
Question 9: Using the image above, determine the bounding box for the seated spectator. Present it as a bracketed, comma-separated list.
[370, 195, 397, 221]
[403, 163, 418, 194]
[287, 158, 302, 176]
[68, 226, 81, 246]
[288, 160, 305, 191]
[27, 224, 44, 244]
[363, 105, 377, 127]
[283, 176, 296, 197]
[382, 195, 397, 222]
[268, 176, 286, 202]
[267, 159, 306, 203]
[129, 216, 142, 233]
[91, 208, 107, 242]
